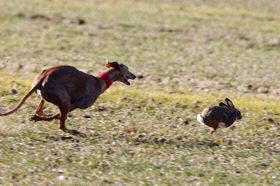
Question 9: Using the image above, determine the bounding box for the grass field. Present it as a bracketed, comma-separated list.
[0, 0, 279, 185]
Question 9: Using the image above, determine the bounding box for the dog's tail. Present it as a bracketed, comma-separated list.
[0, 82, 41, 116]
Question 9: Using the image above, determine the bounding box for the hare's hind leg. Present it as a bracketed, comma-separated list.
[209, 124, 219, 134]
[210, 129, 216, 134]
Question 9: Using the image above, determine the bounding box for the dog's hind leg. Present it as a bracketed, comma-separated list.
[32, 85, 80, 135]
[30, 112, 60, 122]
[30, 86, 70, 124]
[30, 98, 60, 121]
[35, 98, 46, 116]
[30, 102, 77, 122]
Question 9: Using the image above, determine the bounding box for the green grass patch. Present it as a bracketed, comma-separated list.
[0, 0, 279, 185]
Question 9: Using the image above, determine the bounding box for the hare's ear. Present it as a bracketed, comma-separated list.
[219, 102, 227, 107]
[105, 61, 120, 70]
[225, 98, 235, 108]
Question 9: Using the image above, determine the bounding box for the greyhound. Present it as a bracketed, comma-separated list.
[0, 61, 136, 134]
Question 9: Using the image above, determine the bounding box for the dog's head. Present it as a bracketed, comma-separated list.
[106, 61, 136, 85]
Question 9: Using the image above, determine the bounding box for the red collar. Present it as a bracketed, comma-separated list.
[98, 72, 112, 89]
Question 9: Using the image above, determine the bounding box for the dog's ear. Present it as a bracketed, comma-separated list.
[105, 61, 120, 70]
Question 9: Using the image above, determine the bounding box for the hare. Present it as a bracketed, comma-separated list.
[197, 98, 242, 133]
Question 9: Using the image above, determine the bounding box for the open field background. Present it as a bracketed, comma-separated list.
[0, 0, 279, 185]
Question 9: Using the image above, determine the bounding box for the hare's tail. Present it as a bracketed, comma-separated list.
[197, 114, 205, 124]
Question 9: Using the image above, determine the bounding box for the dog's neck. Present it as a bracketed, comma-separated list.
[98, 68, 120, 92]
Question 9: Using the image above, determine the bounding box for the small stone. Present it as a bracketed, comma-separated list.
[137, 74, 144, 79]
[271, 88, 280, 95]
[58, 169, 64, 173]
[123, 126, 137, 133]
[138, 133, 147, 138]
[58, 175, 65, 181]
[257, 86, 269, 94]
[153, 137, 159, 143]
[97, 106, 106, 112]
[247, 84, 253, 90]
[83, 115, 91, 119]
[267, 118, 275, 123]
[16, 12, 25, 18]
[159, 138, 167, 143]
[17, 64, 23, 69]
[77, 18, 86, 25]
[11, 89, 17, 95]
[184, 120, 190, 125]
[30, 14, 50, 21]
[176, 136, 183, 140]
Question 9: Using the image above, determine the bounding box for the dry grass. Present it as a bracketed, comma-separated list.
[0, 0, 279, 185]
